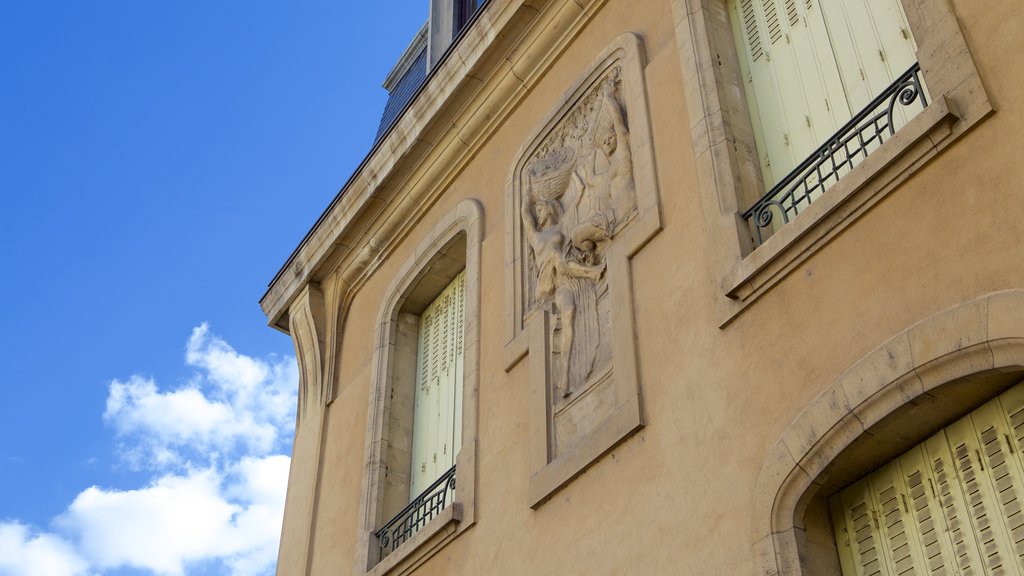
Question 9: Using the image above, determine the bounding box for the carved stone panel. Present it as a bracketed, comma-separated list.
[505, 34, 661, 507]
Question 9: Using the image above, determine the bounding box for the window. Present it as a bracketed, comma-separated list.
[749, 292, 1024, 576]
[673, 0, 991, 324]
[408, 271, 465, 500]
[428, 0, 483, 67]
[355, 199, 482, 576]
[830, 380, 1024, 576]
[453, 0, 479, 34]
[375, 271, 465, 560]
[729, 0, 927, 242]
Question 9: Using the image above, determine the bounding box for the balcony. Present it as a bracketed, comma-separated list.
[375, 465, 457, 560]
[742, 63, 928, 246]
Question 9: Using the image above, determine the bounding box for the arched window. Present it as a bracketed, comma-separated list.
[751, 291, 1024, 576]
[355, 199, 482, 576]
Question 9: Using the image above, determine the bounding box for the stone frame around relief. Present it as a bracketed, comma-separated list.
[503, 33, 661, 508]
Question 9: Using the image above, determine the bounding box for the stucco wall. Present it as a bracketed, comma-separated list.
[272, 0, 1024, 574]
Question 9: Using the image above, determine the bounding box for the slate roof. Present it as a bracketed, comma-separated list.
[374, 44, 428, 143]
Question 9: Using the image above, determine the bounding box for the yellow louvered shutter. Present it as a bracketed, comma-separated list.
[973, 394, 1024, 571]
[871, 462, 927, 575]
[920, 432, 987, 575]
[833, 477, 894, 576]
[946, 408, 1024, 576]
[832, 380, 1024, 576]
[409, 271, 466, 498]
[897, 444, 960, 575]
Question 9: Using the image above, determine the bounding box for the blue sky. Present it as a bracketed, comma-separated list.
[0, 2, 426, 574]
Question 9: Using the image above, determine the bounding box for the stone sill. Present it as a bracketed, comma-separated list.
[718, 96, 960, 328]
[365, 503, 463, 576]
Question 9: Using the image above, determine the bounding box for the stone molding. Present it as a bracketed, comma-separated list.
[671, 0, 993, 328]
[354, 198, 483, 576]
[260, 0, 611, 333]
[751, 289, 1024, 576]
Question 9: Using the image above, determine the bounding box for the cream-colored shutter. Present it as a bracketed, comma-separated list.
[410, 271, 466, 498]
[730, 0, 921, 192]
[729, 0, 850, 188]
[819, 0, 918, 110]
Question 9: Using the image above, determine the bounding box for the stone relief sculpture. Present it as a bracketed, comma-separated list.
[506, 34, 658, 507]
[520, 71, 635, 398]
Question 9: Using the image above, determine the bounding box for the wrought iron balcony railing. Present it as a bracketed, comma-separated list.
[375, 465, 456, 559]
[742, 62, 928, 245]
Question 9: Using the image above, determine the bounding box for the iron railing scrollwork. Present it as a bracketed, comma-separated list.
[742, 62, 928, 245]
[375, 465, 456, 559]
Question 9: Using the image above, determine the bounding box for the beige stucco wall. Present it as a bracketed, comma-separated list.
[269, 0, 1024, 574]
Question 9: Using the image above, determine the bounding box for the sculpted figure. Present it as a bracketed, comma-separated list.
[521, 187, 605, 396]
[574, 76, 635, 242]
[519, 73, 636, 398]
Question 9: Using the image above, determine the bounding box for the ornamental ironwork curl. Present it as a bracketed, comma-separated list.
[375, 465, 457, 559]
[742, 63, 928, 245]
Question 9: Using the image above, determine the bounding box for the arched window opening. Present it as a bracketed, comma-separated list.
[376, 235, 467, 561]
[795, 370, 1024, 576]
[356, 198, 482, 576]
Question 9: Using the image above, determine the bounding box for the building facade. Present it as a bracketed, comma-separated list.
[261, 1, 1024, 574]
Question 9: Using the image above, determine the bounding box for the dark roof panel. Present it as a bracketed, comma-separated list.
[375, 45, 428, 142]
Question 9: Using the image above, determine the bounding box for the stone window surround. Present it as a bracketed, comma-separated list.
[671, 0, 993, 327]
[354, 199, 483, 576]
[752, 289, 1024, 575]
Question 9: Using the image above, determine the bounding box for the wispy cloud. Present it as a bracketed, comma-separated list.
[1, 325, 296, 576]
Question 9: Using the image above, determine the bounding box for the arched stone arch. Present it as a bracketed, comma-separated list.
[752, 289, 1024, 576]
[354, 197, 483, 576]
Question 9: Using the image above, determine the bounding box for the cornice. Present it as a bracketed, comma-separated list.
[260, 0, 604, 332]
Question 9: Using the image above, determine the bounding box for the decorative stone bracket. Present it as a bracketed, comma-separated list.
[289, 283, 328, 420]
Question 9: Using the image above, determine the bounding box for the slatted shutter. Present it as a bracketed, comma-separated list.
[972, 394, 1024, 571]
[409, 271, 466, 498]
[729, 0, 919, 190]
[876, 462, 929, 574]
[922, 432, 987, 576]
[831, 380, 1024, 576]
[832, 477, 895, 576]
[946, 416, 1017, 576]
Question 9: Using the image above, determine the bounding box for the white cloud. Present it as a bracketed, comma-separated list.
[103, 323, 298, 469]
[0, 522, 88, 576]
[60, 456, 289, 576]
[2, 325, 297, 576]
